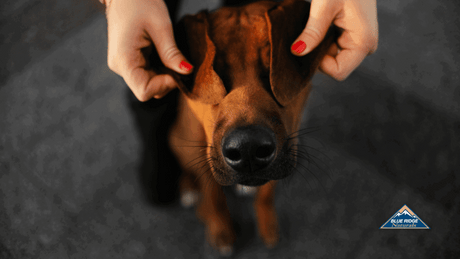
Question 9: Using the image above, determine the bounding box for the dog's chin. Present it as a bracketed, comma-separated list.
[212, 167, 293, 186]
[238, 178, 269, 186]
[211, 168, 277, 186]
[212, 174, 271, 187]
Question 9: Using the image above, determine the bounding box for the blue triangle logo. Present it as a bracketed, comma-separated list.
[380, 205, 430, 229]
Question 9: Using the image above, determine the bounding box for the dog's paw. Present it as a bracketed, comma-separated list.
[180, 190, 200, 208]
[259, 219, 279, 249]
[235, 184, 257, 196]
[206, 222, 236, 257]
[218, 245, 233, 257]
[261, 223, 279, 249]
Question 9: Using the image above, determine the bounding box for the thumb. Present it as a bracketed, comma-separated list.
[146, 22, 194, 75]
[291, 0, 340, 56]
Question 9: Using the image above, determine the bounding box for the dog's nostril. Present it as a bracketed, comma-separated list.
[222, 126, 277, 172]
[224, 148, 241, 161]
[255, 144, 275, 159]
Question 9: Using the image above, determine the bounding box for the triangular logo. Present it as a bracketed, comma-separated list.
[380, 205, 430, 229]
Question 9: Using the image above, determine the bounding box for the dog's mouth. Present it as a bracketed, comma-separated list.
[238, 177, 269, 187]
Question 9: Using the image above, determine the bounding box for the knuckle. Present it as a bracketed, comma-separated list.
[134, 89, 149, 102]
[107, 53, 125, 74]
[369, 36, 379, 54]
[161, 46, 182, 64]
[127, 72, 150, 102]
[107, 57, 117, 71]
[303, 27, 324, 43]
[332, 66, 350, 81]
[362, 30, 379, 54]
[335, 73, 348, 81]
[339, 68, 354, 81]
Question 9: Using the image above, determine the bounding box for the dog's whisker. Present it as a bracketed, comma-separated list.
[290, 145, 330, 171]
[194, 155, 220, 193]
[284, 161, 297, 186]
[288, 155, 323, 192]
[291, 144, 331, 162]
[174, 144, 214, 149]
[296, 134, 328, 150]
[288, 150, 322, 175]
[291, 148, 325, 170]
[204, 163, 219, 193]
[294, 157, 327, 192]
[169, 134, 210, 144]
[196, 158, 214, 175]
[195, 162, 213, 187]
[290, 145, 333, 182]
[286, 125, 323, 135]
[192, 157, 213, 174]
[285, 126, 324, 140]
[279, 172, 293, 197]
[184, 153, 210, 169]
[292, 123, 336, 136]
[185, 153, 207, 166]
[285, 157, 314, 192]
[288, 145, 332, 191]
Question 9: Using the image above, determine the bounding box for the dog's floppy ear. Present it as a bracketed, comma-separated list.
[266, 0, 338, 106]
[173, 11, 227, 105]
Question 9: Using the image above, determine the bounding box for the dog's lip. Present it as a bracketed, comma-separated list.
[238, 177, 269, 186]
[228, 163, 294, 185]
[238, 168, 292, 181]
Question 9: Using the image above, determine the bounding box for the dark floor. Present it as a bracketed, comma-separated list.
[1, 0, 459, 258]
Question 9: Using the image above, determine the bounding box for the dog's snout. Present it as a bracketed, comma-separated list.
[222, 126, 276, 172]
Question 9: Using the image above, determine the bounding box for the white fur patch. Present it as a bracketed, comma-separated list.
[235, 184, 257, 196]
[180, 191, 200, 208]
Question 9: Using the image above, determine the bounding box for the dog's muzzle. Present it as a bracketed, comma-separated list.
[220, 126, 279, 185]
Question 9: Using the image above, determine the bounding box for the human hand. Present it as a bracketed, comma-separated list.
[102, 0, 193, 101]
[291, 0, 378, 80]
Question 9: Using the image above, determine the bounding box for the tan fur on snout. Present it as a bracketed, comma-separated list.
[166, 0, 338, 254]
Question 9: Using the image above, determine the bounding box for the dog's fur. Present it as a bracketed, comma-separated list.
[153, 0, 337, 254]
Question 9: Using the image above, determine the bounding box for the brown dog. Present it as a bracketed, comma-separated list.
[164, 0, 337, 255]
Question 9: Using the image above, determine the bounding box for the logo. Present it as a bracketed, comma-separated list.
[380, 204, 430, 229]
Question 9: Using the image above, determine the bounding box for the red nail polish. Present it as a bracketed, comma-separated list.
[179, 61, 193, 72]
[292, 41, 306, 54]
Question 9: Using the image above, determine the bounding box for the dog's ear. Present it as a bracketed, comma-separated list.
[173, 11, 227, 105]
[265, 0, 338, 106]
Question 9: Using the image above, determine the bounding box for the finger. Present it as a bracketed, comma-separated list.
[326, 42, 339, 58]
[112, 47, 180, 101]
[125, 65, 178, 102]
[144, 3, 194, 75]
[150, 25, 194, 75]
[291, 0, 340, 56]
[110, 42, 178, 101]
[319, 47, 368, 81]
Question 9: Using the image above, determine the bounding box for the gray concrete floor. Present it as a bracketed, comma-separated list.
[1, 0, 459, 258]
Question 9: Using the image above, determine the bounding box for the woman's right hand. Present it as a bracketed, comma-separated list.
[103, 0, 193, 101]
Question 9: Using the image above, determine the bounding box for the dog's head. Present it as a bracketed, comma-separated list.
[170, 0, 337, 186]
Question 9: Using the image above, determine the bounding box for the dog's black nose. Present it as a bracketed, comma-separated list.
[222, 126, 276, 172]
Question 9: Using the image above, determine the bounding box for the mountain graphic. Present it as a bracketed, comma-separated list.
[380, 205, 430, 229]
[394, 210, 414, 218]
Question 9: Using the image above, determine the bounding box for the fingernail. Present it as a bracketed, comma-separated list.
[292, 40, 306, 54]
[179, 61, 193, 72]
